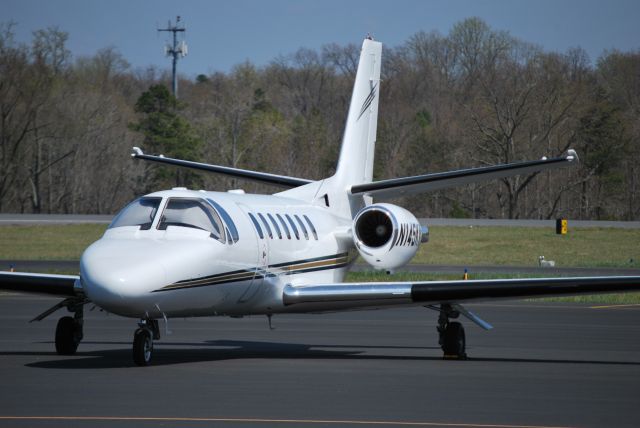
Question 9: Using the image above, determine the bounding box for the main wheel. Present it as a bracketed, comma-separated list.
[55, 316, 80, 355]
[133, 328, 153, 366]
[441, 321, 466, 359]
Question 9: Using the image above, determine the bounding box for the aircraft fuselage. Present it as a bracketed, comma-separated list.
[81, 188, 353, 318]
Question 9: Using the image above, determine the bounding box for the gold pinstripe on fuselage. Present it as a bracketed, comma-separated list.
[152, 253, 349, 293]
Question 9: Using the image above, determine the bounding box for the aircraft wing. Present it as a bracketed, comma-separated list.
[131, 147, 312, 188]
[283, 275, 640, 311]
[350, 150, 578, 200]
[0, 272, 80, 297]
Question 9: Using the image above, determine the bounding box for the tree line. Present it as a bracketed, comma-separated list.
[1, 18, 638, 219]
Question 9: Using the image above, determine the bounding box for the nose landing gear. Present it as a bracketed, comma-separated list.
[133, 319, 160, 366]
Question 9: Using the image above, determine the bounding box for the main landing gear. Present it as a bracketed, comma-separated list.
[31, 297, 87, 356]
[436, 304, 466, 359]
[55, 306, 84, 355]
[48, 299, 85, 355]
[133, 319, 160, 366]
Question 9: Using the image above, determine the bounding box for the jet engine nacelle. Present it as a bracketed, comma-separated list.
[352, 203, 428, 271]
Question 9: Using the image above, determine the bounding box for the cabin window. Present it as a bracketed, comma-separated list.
[267, 213, 282, 239]
[109, 197, 162, 230]
[276, 214, 291, 239]
[247, 213, 264, 239]
[303, 215, 318, 240]
[158, 198, 224, 242]
[257, 213, 273, 239]
[285, 214, 300, 240]
[294, 215, 309, 240]
[206, 198, 239, 243]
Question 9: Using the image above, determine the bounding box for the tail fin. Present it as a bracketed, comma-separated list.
[276, 39, 381, 218]
[333, 39, 382, 187]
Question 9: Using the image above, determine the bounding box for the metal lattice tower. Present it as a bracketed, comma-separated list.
[158, 16, 187, 98]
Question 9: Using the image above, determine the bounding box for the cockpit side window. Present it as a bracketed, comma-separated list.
[206, 198, 239, 243]
[109, 197, 162, 230]
[158, 198, 224, 242]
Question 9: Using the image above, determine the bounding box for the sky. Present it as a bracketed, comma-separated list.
[4, 0, 640, 78]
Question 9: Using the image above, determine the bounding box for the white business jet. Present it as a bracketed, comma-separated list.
[2, 39, 639, 366]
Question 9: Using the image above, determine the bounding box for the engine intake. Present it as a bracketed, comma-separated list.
[355, 209, 393, 248]
[353, 204, 426, 271]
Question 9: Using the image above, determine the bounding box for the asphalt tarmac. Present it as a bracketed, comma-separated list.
[0, 295, 639, 428]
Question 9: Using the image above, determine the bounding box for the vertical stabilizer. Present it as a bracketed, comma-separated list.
[333, 39, 382, 188]
[276, 39, 382, 218]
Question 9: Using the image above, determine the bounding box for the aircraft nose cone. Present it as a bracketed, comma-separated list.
[80, 239, 167, 315]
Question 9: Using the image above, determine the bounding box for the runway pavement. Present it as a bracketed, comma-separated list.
[0, 295, 639, 428]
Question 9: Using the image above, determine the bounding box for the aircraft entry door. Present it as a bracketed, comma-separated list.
[237, 204, 268, 303]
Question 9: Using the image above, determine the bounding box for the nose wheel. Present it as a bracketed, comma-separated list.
[133, 319, 160, 366]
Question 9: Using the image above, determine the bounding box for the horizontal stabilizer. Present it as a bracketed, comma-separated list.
[283, 274, 640, 311]
[0, 272, 80, 297]
[131, 147, 312, 188]
[351, 150, 578, 200]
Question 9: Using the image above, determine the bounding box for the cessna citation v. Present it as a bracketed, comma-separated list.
[2, 38, 640, 366]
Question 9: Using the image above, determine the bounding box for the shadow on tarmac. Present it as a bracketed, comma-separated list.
[2, 339, 638, 369]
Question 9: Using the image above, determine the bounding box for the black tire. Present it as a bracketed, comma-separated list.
[55, 316, 80, 355]
[441, 321, 466, 358]
[133, 328, 153, 366]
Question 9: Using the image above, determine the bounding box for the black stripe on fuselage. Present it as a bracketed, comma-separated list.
[174, 268, 253, 285]
[268, 253, 349, 269]
[151, 253, 350, 293]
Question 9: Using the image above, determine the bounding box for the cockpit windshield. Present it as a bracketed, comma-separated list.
[158, 198, 224, 241]
[109, 197, 161, 230]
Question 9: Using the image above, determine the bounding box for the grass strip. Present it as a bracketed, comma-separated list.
[0, 224, 106, 260]
[412, 226, 640, 268]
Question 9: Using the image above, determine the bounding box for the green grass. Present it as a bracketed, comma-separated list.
[1, 224, 638, 269]
[413, 226, 640, 268]
[0, 224, 106, 260]
[0, 223, 637, 304]
[347, 271, 480, 282]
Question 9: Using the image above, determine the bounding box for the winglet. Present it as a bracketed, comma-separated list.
[131, 147, 143, 157]
[566, 149, 578, 162]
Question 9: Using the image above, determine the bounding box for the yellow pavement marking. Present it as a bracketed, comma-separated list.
[0, 416, 576, 428]
[590, 303, 640, 309]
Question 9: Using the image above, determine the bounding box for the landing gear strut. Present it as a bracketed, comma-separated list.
[436, 304, 466, 359]
[133, 319, 160, 366]
[55, 303, 84, 355]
